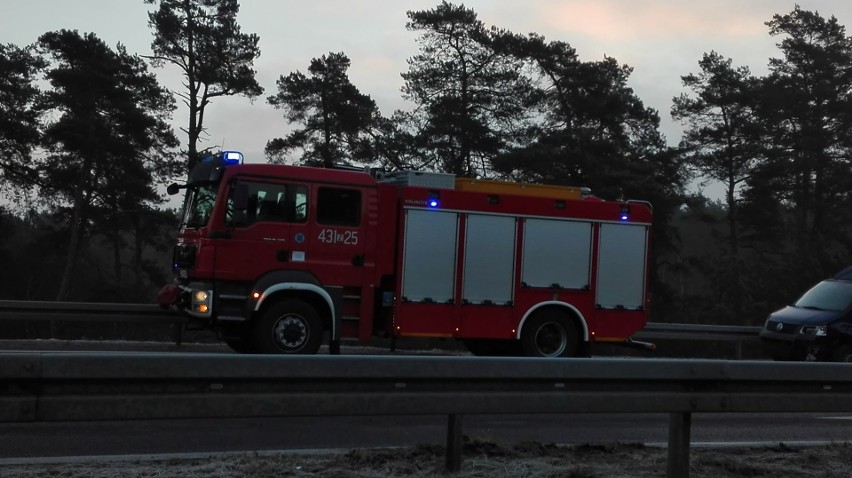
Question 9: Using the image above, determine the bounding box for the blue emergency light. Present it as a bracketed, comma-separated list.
[427, 190, 440, 208]
[620, 204, 630, 222]
[222, 151, 244, 165]
[200, 150, 244, 165]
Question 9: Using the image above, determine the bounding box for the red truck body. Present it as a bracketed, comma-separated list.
[159, 151, 653, 356]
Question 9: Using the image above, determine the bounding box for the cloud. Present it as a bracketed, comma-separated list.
[536, 0, 770, 43]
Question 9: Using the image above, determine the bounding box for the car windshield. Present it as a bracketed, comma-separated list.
[181, 185, 218, 228]
[794, 280, 852, 311]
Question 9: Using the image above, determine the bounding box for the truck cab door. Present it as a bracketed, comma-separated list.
[308, 186, 369, 284]
[307, 186, 373, 339]
[215, 179, 310, 284]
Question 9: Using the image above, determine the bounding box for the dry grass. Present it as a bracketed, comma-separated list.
[5, 441, 852, 478]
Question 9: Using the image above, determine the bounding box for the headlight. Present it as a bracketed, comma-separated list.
[800, 325, 827, 336]
[191, 289, 212, 315]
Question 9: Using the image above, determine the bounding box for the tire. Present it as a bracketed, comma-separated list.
[253, 298, 323, 354]
[521, 311, 580, 358]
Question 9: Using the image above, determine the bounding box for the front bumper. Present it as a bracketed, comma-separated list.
[157, 282, 213, 319]
[759, 328, 826, 360]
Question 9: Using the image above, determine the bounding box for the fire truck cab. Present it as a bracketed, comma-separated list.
[159, 151, 653, 357]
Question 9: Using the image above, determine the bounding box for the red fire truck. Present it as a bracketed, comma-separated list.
[158, 150, 653, 357]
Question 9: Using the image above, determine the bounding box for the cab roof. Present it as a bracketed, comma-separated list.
[224, 163, 378, 187]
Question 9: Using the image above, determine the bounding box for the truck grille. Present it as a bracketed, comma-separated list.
[766, 320, 796, 334]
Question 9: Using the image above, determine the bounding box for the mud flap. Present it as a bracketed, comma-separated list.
[157, 284, 181, 309]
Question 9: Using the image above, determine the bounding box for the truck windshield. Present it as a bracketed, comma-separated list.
[181, 185, 218, 228]
[795, 280, 852, 312]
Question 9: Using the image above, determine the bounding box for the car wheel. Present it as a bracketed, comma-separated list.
[521, 311, 580, 358]
[253, 298, 323, 354]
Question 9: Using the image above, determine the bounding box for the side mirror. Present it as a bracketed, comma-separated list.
[167, 183, 181, 195]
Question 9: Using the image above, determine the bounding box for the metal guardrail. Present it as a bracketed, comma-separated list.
[0, 300, 186, 344]
[0, 300, 763, 347]
[2, 353, 851, 477]
[638, 322, 763, 341]
[634, 323, 763, 359]
[0, 301, 177, 322]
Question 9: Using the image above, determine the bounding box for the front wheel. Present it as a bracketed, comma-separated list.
[253, 299, 323, 354]
[521, 312, 580, 357]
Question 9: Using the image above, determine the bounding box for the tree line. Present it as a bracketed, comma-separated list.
[1, 2, 851, 328]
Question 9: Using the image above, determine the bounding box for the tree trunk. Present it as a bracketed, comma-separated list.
[55, 190, 86, 301]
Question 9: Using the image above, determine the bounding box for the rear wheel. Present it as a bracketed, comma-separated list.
[521, 311, 580, 358]
[253, 298, 323, 354]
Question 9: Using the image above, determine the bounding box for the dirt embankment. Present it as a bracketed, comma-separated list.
[4, 441, 852, 478]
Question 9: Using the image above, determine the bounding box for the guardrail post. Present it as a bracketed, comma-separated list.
[446, 414, 463, 472]
[667, 411, 692, 478]
[174, 321, 184, 346]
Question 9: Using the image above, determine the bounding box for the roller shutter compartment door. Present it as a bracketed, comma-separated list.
[401, 209, 459, 303]
[596, 223, 648, 310]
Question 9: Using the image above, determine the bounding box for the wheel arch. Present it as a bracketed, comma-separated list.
[253, 283, 337, 340]
[516, 301, 589, 342]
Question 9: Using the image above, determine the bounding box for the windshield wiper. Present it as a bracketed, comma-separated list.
[799, 305, 826, 311]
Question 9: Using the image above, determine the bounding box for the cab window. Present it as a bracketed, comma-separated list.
[183, 185, 217, 228]
[227, 181, 307, 226]
[317, 188, 361, 226]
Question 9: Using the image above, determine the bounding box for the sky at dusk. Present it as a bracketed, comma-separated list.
[3, 0, 852, 198]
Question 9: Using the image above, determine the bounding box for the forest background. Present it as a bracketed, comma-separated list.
[2, 1, 852, 329]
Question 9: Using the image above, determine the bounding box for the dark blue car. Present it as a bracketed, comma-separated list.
[760, 267, 852, 361]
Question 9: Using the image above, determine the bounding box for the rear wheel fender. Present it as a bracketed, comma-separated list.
[516, 302, 589, 341]
[520, 307, 581, 358]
